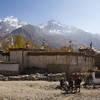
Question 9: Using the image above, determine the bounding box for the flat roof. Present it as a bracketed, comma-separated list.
[27, 51, 94, 57]
[10, 48, 46, 51]
[9, 48, 94, 57]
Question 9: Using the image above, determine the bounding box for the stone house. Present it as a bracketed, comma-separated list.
[9, 48, 95, 74]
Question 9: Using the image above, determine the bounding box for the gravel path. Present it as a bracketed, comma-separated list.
[0, 81, 99, 100]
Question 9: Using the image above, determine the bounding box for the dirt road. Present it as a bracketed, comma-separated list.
[0, 81, 99, 100]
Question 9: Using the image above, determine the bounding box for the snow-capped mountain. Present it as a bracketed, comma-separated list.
[38, 20, 66, 29]
[0, 16, 27, 36]
[1, 19, 100, 50]
[9, 20, 100, 50]
[38, 20, 81, 35]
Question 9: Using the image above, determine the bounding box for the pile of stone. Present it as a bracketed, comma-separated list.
[8, 76, 22, 81]
[0, 74, 6, 81]
[20, 73, 47, 80]
[7, 73, 66, 81]
[8, 73, 47, 81]
[47, 73, 66, 81]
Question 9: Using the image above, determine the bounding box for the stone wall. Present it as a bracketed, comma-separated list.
[0, 63, 19, 71]
[9, 48, 46, 68]
[27, 53, 94, 73]
[0, 54, 9, 62]
[9, 49, 95, 73]
[10, 50, 23, 64]
[0, 63, 19, 75]
[94, 54, 100, 69]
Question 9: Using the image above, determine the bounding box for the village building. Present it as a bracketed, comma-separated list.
[0, 48, 95, 75]
[94, 53, 100, 70]
[9, 48, 95, 74]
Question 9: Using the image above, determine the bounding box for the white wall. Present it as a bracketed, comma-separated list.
[0, 64, 19, 71]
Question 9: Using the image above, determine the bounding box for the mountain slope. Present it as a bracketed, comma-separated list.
[8, 20, 100, 50]
[0, 16, 27, 37]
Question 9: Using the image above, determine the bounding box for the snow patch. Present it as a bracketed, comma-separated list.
[49, 29, 62, 34]
[2, 16, 27, 28]
[6, 29, 9, 32]
[48, 20, 65, 27]
[38, 20, 66, 29]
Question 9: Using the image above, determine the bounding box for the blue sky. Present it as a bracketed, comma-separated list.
[0, 0, 100, 33]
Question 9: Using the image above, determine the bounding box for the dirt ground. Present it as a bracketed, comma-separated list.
[0, 81, 100, 100]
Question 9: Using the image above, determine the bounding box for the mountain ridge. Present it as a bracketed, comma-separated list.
[0, 17, 100, 50]
[11, 22, 100, 50]
[0, 16, 27, 37]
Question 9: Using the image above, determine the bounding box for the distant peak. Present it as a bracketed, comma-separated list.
[0, 16, 27, 34]
[3, 16, 18, 22]
[38, 19, 66, 29]
[47, 20, 61, 24]
[1, 16, 27, 28]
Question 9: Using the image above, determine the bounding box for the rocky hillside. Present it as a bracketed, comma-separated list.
[10, 20, 100, 50]
[0, 17, 100, 50]
[0, 16, 27, 37]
